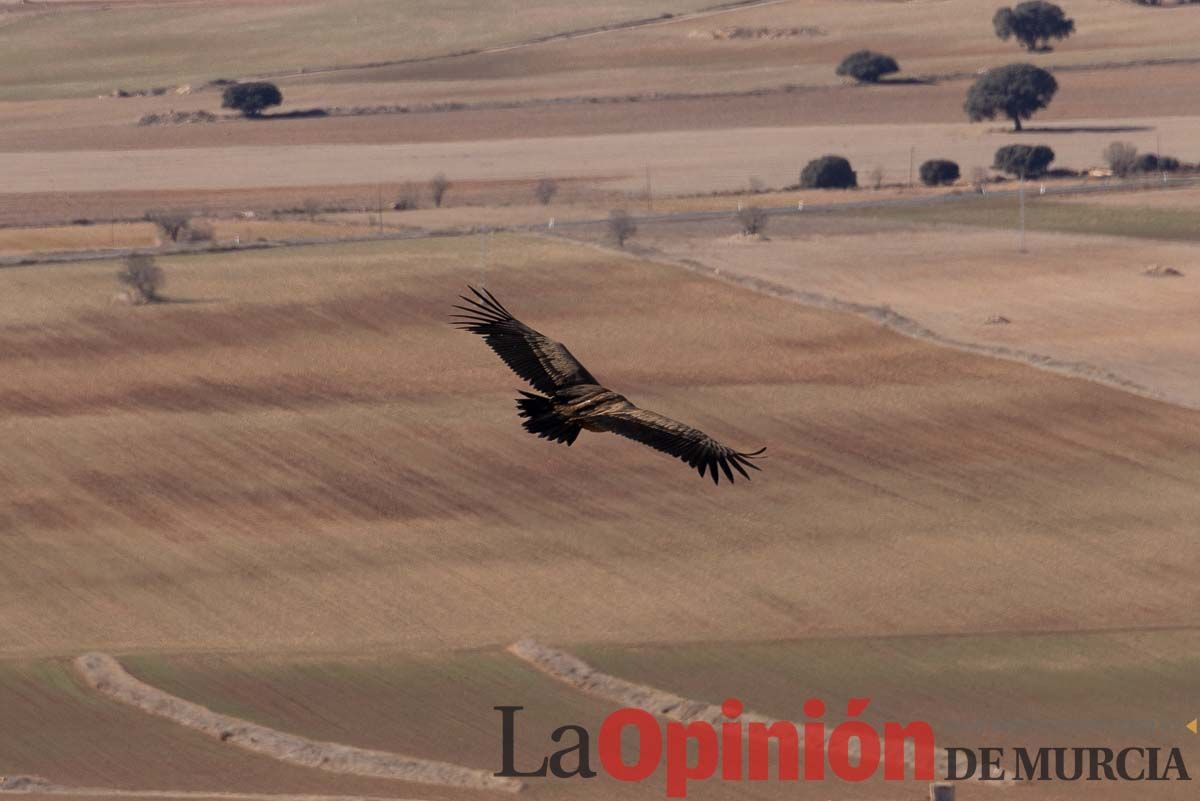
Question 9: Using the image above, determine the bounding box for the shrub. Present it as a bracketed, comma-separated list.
[221, 82, 282, 117]
[183, 221, 215, 243]
[993, 2, 1075, 51]
[800, 155, 857, 189]
[1134, 153, 1159, 173]
[118, 254, 165, 303]
[1159, 155, 1181, 172]
[993, 144, 1055, 177]
[964, 63, 1057, 131]
[431, 173, 450, 208]
[736, 206, 768, 236]
[393, 183, 421, 210]
[534, 178, 559, 205]
[919, 159, 961, 186]
[1103, 142, 1139, 177]
[835, 50, 900, 83]
[608, 209, 637, 247]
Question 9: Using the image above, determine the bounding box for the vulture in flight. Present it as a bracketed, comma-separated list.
[452, 286, 765, 485]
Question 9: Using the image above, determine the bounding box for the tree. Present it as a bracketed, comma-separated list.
[736, 206, 768, 236]
[145, 209, 190, 242]
[1103, 141, 1138, 177]
[221, 82, 282, 117]
[608, 209, 637, 247]
[835, 50, 900, 83]
[118, 254, 165, 304]
[964, 63, 1057, 131]
[534, 178, 559, 205]
[993, 2, 1075, 52]
[919, 159, 961, 186]
[799, 155, 857, 189]
[993, 144, 1055, 177]
[431, 173, 451, 208]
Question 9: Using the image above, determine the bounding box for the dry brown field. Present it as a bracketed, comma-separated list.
[7, 234, 1197, 656]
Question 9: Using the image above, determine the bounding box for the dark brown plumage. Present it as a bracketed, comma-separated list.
[452, 286, 765, 485]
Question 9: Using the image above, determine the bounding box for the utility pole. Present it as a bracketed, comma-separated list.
[1018, 169, 1027, 253]
[376, 185, 384, 234]
[1157, 131, 1167, 184]
[909, 146, 915, 188]
[645, 166, 653, 213]
[479, 227, 490, 288]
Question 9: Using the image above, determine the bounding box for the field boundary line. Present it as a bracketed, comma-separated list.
[0, 774, 431, 801]
[72, 653, 522, 793]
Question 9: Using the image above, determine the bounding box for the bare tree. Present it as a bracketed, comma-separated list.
[118, 254, 165, 304]
[534, 178, 559, 205]
[608, 209, 637, 248]
[736, 206, 768, 236]
[867, 165, 885, 190]
[145, 209, 190, 242]
[302, 197, 322, 221]
[748, 176, 766, 194]
[430, 173, 451, 208]
[1103, 141, 1138, 177]
[971, 166, 991, 192]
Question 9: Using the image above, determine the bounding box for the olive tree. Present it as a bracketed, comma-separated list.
[993, 2, 1075, 52]
[221, 82, 283, 117]
[993, 144, 1055, 178]
[919, 159, 961, 186]
[799, 155, 857, 188]
[964, 63, 1057, 131]
[835, 50, 900, 83]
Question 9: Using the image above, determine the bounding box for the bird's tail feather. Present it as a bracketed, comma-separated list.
[516, 391, 580, 446]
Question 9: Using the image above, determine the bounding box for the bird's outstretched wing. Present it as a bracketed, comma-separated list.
[452, 286, 599, 395]
[589, 404, 765, 485]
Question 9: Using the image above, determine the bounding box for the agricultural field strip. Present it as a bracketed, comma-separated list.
[619, 237, 1179, 408]
[235, 55, 1200, 123]
[227, 0, 790, 84]
[5, 174, 1194, 269]
[72, 653, 522, 793]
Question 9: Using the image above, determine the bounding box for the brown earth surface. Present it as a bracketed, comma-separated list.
[2, 234, 1198, 658]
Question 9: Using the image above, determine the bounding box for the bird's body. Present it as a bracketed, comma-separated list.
[452, 286, 764, 484]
